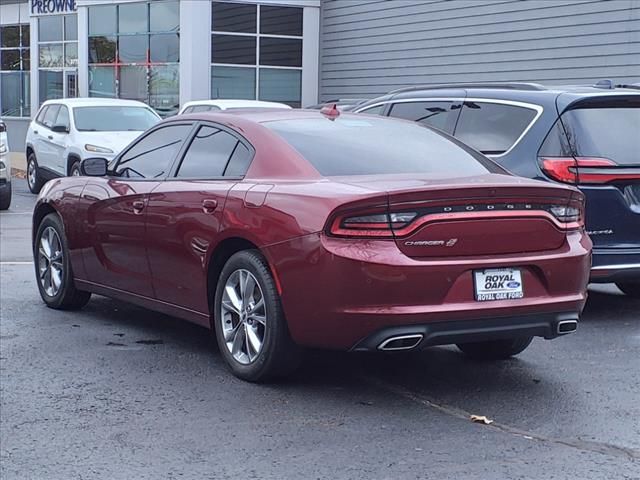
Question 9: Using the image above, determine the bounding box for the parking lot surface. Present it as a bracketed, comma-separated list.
[1, 179, 639, 479]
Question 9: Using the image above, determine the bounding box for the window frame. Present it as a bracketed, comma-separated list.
[109, 121, 195, 181]
[169, 120, 256, 180]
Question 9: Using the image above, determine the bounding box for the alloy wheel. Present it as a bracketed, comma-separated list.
[220, 269, 267, 365]
[37, 226, 64, 297]
[27, 159, 36, 189]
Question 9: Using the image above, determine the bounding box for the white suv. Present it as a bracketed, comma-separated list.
[25, 98, 161, 193]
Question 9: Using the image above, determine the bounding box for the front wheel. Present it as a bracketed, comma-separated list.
[457, 337, 533, 360]
[27, 153, 44, 194]
[214, 250, 300, 382]
[34, 213, 91, 310]
[616, 281, 640, 298]
[0, 181, 11, 210]
[69, 160, 81, 177]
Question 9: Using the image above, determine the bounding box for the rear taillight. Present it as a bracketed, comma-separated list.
[540, 156, 640, 184]
[548, 204, 582, 227]
[330, 211, 417, 238]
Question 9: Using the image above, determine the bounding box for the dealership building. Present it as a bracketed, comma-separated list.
[1, 0, 639, 149]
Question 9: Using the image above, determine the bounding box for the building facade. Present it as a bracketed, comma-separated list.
[1, 0, 639, 150]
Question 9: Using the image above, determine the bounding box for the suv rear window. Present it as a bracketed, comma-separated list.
[558, 102, 640, 165]
[264, 116, 499, 177]
[454, 101, 538, 155]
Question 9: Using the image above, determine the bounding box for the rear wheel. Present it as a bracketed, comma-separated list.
[616, 281, 640, 298]
[213, 250, 300, 382]
[457, 336, 533, 360]
[34, 213, 91, 310]
[0, 181, 11, 210]
[27, 153, 44, 194]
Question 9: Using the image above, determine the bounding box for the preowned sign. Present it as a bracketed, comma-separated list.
[31, 0, 77, 15]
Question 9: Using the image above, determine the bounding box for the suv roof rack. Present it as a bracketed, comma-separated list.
[593, 79, 640, 90]
[388, 82, 547, 94]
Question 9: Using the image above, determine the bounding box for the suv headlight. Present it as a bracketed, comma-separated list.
[0, 142, 7, 154]
[0, 160, 5, 170]
[85, 144, 114, 154]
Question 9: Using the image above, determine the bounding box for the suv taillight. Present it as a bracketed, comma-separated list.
[540, 156, 640, 184]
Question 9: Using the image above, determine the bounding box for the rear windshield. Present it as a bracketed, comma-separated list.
[74, 106, 160, 132]
[560, 102, 640, 165]
[264, 116, 499, 176]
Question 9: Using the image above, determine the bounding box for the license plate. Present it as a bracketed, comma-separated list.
[474, 268, 524, 302]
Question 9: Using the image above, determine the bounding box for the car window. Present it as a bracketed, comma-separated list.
[115, 124, 192, 179]
[182, 106, 193, 114]
[265, 116, 499, 177]
[192, 105, 221, 113]
[454, 101, 538, 155]
[224, 142, 252, 176]
[55, 106, 70, 130]
[36, 106, 49, 124]
[74, 106, 160, 132]
[358, 104, 385, 116]
[176, 125, 242, 178]
[42, 105, 60, 128]
[389, 101, 459, 132]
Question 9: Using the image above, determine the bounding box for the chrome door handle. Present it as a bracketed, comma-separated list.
[47, 135, 53, 140]
[34, 130, 39, 135]
[132, 200, 145, 214]
[202, 199, 218, 214]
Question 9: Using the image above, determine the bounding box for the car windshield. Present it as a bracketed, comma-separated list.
[264, 116, 501, 176]
[74, 106, 160, 132]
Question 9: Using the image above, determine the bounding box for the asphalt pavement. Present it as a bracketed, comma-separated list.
[1, 179, 639, 479]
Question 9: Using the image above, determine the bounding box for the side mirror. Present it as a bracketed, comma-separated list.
[80, 157, 108, 176]
[51, 124, 69, 133]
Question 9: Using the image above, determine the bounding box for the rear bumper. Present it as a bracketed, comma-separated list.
[265, 230, 591, 350]
[590, 248, 640, 283]
[351, 311, 579, 352]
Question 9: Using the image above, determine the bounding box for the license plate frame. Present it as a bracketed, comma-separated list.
[473, 268, 524, 302]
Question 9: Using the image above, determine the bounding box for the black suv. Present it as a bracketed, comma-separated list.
[354, 82, 640, 297]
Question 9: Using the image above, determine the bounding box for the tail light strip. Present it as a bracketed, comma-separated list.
[540, 157, 640, 184]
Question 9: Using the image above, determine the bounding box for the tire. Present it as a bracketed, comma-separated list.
[616, 281, 640, 298]
[213, 250, 301, 382]
[69, 160, 81, 177]
[27, 153, 44, 194]
[0, 181, 10, 210]
[34, 213, 91, 310]
[457, 336, 533, 360]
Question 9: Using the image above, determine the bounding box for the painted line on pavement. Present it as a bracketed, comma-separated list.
[0, 261, 33, 265]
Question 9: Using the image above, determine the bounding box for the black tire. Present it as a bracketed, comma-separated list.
[616, 281, 640, 298]
[34, 213, 91, 310]
[0, 181, 11, 210]
[213, 250, 301, 382]
[27, 152, 44, 194]
[69, 160, 81, 177]
[457, 336, 533, 360]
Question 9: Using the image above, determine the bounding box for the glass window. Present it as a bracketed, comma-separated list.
[116, 124, 192, 178]
[260, 6, 303, 36]
[211, 34, 256, 65]
[21, 25, 30, 45]
[39, 44, 63, 68]
[55, 106, 70, 129]
[149, 65, 179, 116]
[150, 1, 180, 32]
[119, 66, 148, 102]
[39, 71, 63, 103]
[177, 126, 239, 177]
[74, 106, 159, 132]
[190, 105, 221, 113]
[89, 66, 116, 97]
[39, 16, 63, 42]
[42, 104, 60, 128]
[119, 35, 148, 63]
[21, 49, 30, 70]
[259, 38, 302, 67]
[389, 101, 458, 132]
[89, 36, 117, 63]
[225, 142, 252, 177]
[89, 5, 117, 36]
[36, 106, 49, 124]
[1, 49, 20, 70]
[1, 26, 20, 48]
[64, 43, 78, 67]
[211, 66, 255, 100]
[119, 3, 149, 34]
[150, 34, 179, 63]
[265, 117, 498, 177]
[455, 102, 537, 155]
[358, 104, 385, 116]
[212, 2, 256, 33]
[1, 72, 21, 116]
[64, 16, 78, 41]
[259, 69, 301, 107]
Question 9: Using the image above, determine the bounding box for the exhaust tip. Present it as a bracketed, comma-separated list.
[557, 320, 578, 334]
[378, 334, 423, 351]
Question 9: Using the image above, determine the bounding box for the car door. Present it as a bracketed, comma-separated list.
[145, 122, 254, 316]
[37, 104, 61, 173]
[80, 122, 194, 298]
[48, 105, 71, 174]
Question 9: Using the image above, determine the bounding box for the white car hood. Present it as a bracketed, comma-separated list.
[78, 130, 145, 156]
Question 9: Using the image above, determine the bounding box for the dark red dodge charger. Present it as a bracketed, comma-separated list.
[32, 109, 591, 381]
